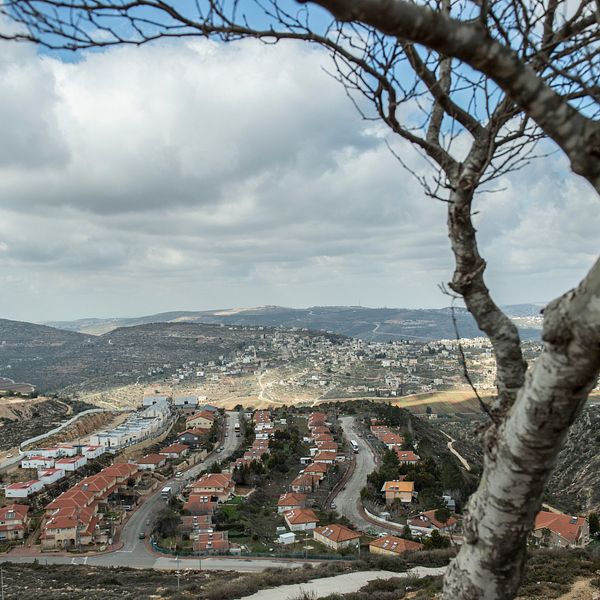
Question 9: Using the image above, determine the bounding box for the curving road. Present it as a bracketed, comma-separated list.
[335, 417, 389, 534]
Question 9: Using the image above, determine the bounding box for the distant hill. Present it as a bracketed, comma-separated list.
[1, 319, 339, 393]
[46, 304, 542, 340]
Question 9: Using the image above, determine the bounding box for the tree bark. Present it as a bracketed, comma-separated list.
[440, 258, 600, 599]
[447, 184, 526, 418]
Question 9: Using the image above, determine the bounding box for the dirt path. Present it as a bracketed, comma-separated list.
[234, 568, 446, 600]
[555, 579, 600, 600]
[441, 430, 471, 472]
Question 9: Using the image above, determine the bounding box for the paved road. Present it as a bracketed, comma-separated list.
[335, 417, 388, 534]
[236, 567, 447, 599]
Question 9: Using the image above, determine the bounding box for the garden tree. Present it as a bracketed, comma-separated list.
[2, 1, 599, 599]
[423, 528, 451, 550]
[435, 505, 452, 527]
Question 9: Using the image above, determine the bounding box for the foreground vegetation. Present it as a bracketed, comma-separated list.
[2, 547, 599, 599]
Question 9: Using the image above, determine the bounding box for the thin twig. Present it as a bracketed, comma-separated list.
[439, 283, 498, 424]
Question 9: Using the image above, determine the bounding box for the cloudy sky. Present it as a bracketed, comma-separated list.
[0, 35, 598, 323]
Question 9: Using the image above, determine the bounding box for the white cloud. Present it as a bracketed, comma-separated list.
[0, 36, 596, 321]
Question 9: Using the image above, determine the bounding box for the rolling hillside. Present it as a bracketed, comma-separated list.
[46, 304, 543, 340]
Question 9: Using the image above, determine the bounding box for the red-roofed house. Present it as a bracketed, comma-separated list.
[191, 473, 235, 502]
[102, 462, 140, 482]
[313, 441, 338, 452]
[193, 531, 229, 553]
[137, 453, 167, 471]
[183, 494, 216, 516]
[381, 433, 405, 449]
[41, 506, 98, 550]
[283, 508, 319, 531]
[291, 473, 319, 493]
[5, 480, 43, 498]
[394, 450, 420, 465]
[186, 411, 216, 430]
[407, 510, 458, 535]
[0, 504, 29, 540]
[369, 535, 423, 556]
[313, 524, 360, 550]
[532, 511, 590, 548]
[37, 468, 66, 485]
[277, 493, 307, 513]
[303, 462, 329, 480]
[313, 451, 337, 464]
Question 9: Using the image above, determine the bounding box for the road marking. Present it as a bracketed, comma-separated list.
[116, 550, 133, 553]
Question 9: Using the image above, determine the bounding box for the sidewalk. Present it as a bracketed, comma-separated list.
[6, 540, 124, 557]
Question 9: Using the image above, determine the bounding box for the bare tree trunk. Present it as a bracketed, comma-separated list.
[447, 184, 526, 417]
[441, 259, 600, 599]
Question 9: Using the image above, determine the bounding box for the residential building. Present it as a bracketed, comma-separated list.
[382, 480, 415, 505]
[137, 453, 167, 471]
[5, 480, 43, 498]
[283, 508, 319, 532]
[21, 456, 55, 470]
[277, 492, 307, 513]
[90, 399, 171, 450]
[313, 451, 337, 464]
[143, 395, 169, 406]
[0, 504, 29, 541]
[531, 511, 590, 548]
[179, 428, 209, 448]
[394, 450, 421, 465]
[303, 462, 329, 480]
[407, 510, 458, 536]
[313, 524, 360, 551]
[190, 473, 235, 502]
[192, 530, 229, 553]
[159, 443, 189, 459]
[291, 473, 319, 493]
[369, 535, 423, 556]
[82, 445, 105, 459]
[172, 395, 201, 413]
[37, 468, 66, 485]
[381, 433, 405, 449]
[186, 410, 216, 430]
[55, 455, 88, 472]
[183, 494, 216, 516]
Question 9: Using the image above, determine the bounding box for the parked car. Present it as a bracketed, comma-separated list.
[175, 471, 183, 478]
[330, 502, 337, 509]
[139, 532, 146, 539]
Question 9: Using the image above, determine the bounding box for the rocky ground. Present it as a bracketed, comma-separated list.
[0, 396, 94, 452]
